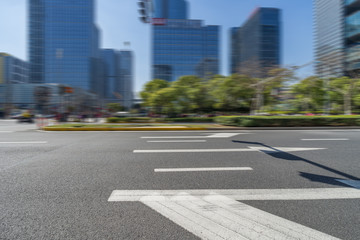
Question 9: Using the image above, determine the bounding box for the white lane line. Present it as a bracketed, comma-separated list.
[0, 131, 14, 133]
[109, 190, 343, 239]
[134, 147, 326, 153]
[154, 167, 253, 172]
[147, 140, 207, 143]
[336, 180, 360, 189]
[0, 141, 47, 144]
[301, 138, 349, 141]
[141, 133, 245, 139]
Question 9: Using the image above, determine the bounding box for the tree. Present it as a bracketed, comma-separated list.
[140, 79, 169, 112]
[291, 76, 325, 112]
[329, 77, 360, 115]
[171, 76, 209, 113]
[208, 74, 254, 112]
[107, 103, 124, 113]
[250, 67, 294, 114]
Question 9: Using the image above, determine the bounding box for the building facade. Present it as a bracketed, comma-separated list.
[345, 0, 360, 73]
[28, 0, 101, 92]
[314, 0, 345, 77]
[152, 0, 220, 82]
[0, 53, 29, 84]
[152, 0, 188, 19]
[100, 49, 133, 109]
[230, 8, 281, 77]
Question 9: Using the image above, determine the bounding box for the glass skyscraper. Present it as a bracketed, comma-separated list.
[101, 49, 133, 109]
[152, 0, 188, 19]
[0, 53, 29, 84]
[314, 0, 345, 77]
[28, 0, 100, 92]
[345, 0, 360, 72]
[230, 8, 281, 77]
[152, 0, 220, 81]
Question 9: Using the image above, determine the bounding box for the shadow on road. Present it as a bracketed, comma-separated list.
[232, 140, 360, 187]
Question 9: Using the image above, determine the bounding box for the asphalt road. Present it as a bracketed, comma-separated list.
[1, 122, 359, 239]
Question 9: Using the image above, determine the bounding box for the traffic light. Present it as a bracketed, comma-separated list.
[138, 0, 151, 23]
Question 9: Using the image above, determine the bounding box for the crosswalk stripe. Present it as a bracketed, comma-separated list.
[110, 190, 342, 239]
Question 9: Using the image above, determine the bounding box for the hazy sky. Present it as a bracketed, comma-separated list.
[0, 0, 313, 92]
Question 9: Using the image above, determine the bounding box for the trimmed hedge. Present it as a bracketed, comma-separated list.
[164, 117, 215, 123]
[106, 117, 215, 123]
[106, 117, 152, 123]
[214, 115, 360, 127]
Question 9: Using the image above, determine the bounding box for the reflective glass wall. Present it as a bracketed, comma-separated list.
[230, 8, 281, 77]
[152, 19, 219, 82]
[314, 0, 345, 77]
[28, 0, 100, 92]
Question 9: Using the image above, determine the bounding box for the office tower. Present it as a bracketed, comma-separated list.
[101, 49, 133, 109]
[344, 0, 360, 73]
[152, 0, 220, 81]
[230, 8, 281, 77]
[152, 0, 188, 19]
[0, 53, 29, 84]
[118, 51, 134, 109]
[28, 0, 101, 92]
[314, 0, 345, 77]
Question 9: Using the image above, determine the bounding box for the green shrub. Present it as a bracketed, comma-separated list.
[215, 115, 360, 127]
[164, 117, 215, 123]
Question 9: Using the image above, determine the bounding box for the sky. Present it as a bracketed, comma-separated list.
[0, 0, 314, 93]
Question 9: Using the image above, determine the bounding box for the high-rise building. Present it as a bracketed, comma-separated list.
[152, 0, 188, 19]
[0, 53, 29, 84]
[118, 51, 134, 109]
[101, 49, 133, 109]
[28, 0, 101, 92]
[344, 0, 360, 73]
[152, 0, 220, 82]
[230, 8, 281, 77]
[314, 0, 345, 77]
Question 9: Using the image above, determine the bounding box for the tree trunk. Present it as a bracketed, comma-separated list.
[344, 93, 352, 115]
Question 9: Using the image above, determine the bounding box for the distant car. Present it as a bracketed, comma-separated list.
[113, 111, 130, 117]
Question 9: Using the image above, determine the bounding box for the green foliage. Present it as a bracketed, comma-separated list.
[215, 115, 360, 127]
[106, 117, 152, 123]
[164, 117, 215, 123]
[107, 103, 124, 113]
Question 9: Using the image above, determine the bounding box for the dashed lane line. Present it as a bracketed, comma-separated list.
[154, 167, 253, 172]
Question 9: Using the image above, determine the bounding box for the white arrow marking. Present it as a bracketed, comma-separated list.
[141, 133, 245, 139]
[133, 147, 326, 153]
[147, 140, 207, 143]
[301, 138, 349, 141]
[108, 189, 348, 239]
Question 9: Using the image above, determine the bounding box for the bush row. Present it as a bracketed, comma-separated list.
[106, 117, 215, 123]
[214, 116, 360, 127]
[106, 117, 152, 123]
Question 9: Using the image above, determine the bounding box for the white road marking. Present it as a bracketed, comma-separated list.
[0, 141, 47, 144]
[134, 147, 326, 153]
[141, 133, 245, 139]
[147, 140, 207, 143]
[108, 188, 360, 202]
[0, 131, 14, 133]
[154, 167, 253, 172]
[301, 138, 349, 141]
[336, 179, 360, 189]
[108, 189, 347, 239]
